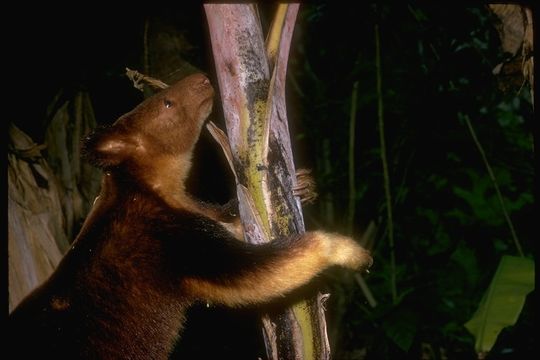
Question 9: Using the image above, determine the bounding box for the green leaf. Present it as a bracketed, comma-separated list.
[464, 255, 535, 354]
[382, 309, 418, 352]
[450, 242, 480, 288]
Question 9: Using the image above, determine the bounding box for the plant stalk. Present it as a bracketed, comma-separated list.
[463, 114, 524, 257]
[375, 23, 397, 304]
[348, 81, 359, 236]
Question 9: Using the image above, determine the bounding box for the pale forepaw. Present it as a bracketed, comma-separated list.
[329, 234, 373, 271]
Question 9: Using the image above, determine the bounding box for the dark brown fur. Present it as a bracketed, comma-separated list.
[8, 73, 372, 359]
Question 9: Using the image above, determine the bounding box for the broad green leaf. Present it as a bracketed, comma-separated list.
[464, 255, 535, 354]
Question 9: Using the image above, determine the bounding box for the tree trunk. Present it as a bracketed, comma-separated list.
[204, 4, 330, 360]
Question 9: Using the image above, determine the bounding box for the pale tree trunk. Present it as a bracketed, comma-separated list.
[204, 4, 331, 360]
[8, 92, 101, 312]
[8, 124, 66, 312]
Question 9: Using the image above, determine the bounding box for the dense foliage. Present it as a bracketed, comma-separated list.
[288, 4, 534, 359]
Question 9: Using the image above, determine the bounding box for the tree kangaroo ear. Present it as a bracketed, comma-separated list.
[81, 126, 136, 169]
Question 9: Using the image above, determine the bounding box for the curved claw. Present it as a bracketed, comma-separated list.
[293, 168, 318, 204]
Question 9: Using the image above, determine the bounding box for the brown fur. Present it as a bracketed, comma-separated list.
[8, 73, 372, 359]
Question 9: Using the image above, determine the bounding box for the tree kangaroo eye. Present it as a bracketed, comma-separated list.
[164, 99, 173, 108]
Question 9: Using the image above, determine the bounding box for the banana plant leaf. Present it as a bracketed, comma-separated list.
[465, 255, 534, 354]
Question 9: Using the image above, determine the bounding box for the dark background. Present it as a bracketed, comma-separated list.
[10, 2, 535, 359]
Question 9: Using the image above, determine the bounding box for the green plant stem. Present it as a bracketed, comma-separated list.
[463, 115, 524, 257]
[321, 139, 335, 224]
[348, 81, 359, 236]
[375, 23, 397, 304]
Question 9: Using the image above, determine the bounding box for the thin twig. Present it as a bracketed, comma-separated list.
[355, 274, 378, 308]
[375, 23, 397, 304]
[205, 121, 239, 183]
[348, 84, 378, 308]
[125, 68, 169, 91]
[462, 114, 524, 257]
[355, 221, 378, 308]
[348, 81, 359, 236]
